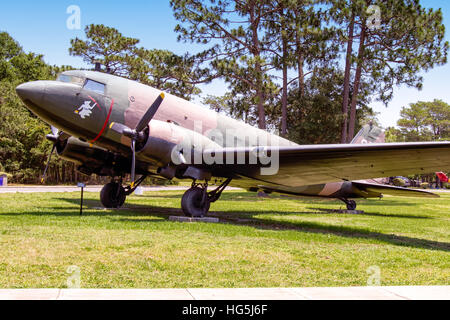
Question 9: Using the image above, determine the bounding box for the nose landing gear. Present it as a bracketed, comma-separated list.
[181, 178, 232, 217]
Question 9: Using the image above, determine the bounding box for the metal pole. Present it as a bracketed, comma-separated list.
[80, 186, 84, 216]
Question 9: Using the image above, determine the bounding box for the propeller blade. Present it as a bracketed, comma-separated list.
[135, 93, 165, 132]
[51, 125, 59, 137]
[41, 144, 56, 183]
[109, 122, 131, 135]
[130, 139, 136, 187]
[110, 93, 165, 189]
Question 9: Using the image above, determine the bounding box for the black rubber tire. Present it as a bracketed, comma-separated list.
[346, 200, 357, 211]
[100, 182, 126, 208]
[181, 187, 210, 217]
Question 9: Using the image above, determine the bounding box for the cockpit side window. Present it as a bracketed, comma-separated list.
[57, 74, 85, 86]
[83, 79, 106, 94]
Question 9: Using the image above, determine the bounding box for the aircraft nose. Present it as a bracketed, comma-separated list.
[15, 81, 46, 105]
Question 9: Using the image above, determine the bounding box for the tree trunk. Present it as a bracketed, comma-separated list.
[348, 25, 367, 142]
[281, 16, 288, 136]
[250, 8, 266, 130]
[255, 61, 266, 130]
[297, 53, 305, 98]
[62, 162, 66, 183]
[293, 7, 305, 98]
[281, 60, 288, 136]
[341, 14, 355, 144]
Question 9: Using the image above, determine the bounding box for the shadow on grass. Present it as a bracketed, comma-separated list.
[43, 197, 429, 221]
[137, 192, 421, 209]
[4, 195, 448, 252]
[216, 212, 450, 252]
[137, 191, 265, 201]
[308, 208, 431, 220]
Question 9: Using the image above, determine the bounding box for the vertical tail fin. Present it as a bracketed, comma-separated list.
[351, 123, 385, 144]
[351, 123, 388, 185]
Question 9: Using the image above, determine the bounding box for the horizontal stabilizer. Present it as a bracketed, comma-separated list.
[352, 181, 439, 198]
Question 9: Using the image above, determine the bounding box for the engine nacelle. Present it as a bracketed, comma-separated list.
[56, 137, 128, 176]
[136, 120, 221, 167]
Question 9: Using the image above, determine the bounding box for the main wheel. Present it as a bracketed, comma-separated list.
[346, 200, 357, 210]
[100, 182, 126, 208]
[181, 187, 210, 217]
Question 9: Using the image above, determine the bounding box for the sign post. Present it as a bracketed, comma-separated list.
[77, 183, 86, 216]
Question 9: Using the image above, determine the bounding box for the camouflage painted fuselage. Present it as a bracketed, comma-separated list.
[16, 70, 439, 200]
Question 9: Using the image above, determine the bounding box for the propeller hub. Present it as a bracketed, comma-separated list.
[123, 128, 139, 140]
[46, 134, 58, 143]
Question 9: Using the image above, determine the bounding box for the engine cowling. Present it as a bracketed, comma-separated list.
[136, 120, 221, 167]
[56, 137, 128, 176]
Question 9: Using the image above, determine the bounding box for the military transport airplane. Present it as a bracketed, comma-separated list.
[15, 70, 450, 217]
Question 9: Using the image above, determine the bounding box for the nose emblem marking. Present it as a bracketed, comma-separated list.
[75, 100, 97, 119]
[74, 96, 101, 119]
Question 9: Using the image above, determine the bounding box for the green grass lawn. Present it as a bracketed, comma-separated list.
[0, 190, 448, 288]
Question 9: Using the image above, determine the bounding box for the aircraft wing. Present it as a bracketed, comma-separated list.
[202, 142, 450, 187]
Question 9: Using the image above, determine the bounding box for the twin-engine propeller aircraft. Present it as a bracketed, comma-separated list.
[16, 70, 450, 216]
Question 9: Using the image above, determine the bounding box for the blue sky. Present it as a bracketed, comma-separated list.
[0, 0, 449, 128]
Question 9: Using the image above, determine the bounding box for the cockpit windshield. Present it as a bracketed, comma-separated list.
[57, 74, 85, 86]
[83, 79, 106, 94]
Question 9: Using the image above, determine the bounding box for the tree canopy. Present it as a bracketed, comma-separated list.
[69, 24, 209, 100]
[0, 32, 63, 183]
[387, 100, 450, 142]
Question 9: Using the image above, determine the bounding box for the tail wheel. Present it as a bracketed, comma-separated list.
[100, 182, 126, 208]
[346, 200, 357, 211]
[181, 187, 210, 217]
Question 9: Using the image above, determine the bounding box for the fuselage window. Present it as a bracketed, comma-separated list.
[57, 74, 85, 86]
[83, 79, 106, 95]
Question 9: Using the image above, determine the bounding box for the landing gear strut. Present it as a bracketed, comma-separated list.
[340, 198, 357, 211]
[100, 175, 147, 209]
[181, 178, 232, 217]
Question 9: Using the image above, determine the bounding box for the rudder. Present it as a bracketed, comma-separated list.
[350, 123, 385, 144]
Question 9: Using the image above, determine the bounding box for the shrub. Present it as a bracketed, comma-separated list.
[0, 172, 12, 179]
[420, 182, 429, 189]
[393, 178, 406, 187]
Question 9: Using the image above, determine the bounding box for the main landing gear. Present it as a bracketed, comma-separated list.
[100, 175, 231, 216]
[100, 175, 147, 208]
[181, 178, 232, 217]
[100, 182, 126, 208]
[340, 198, 357, 210]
